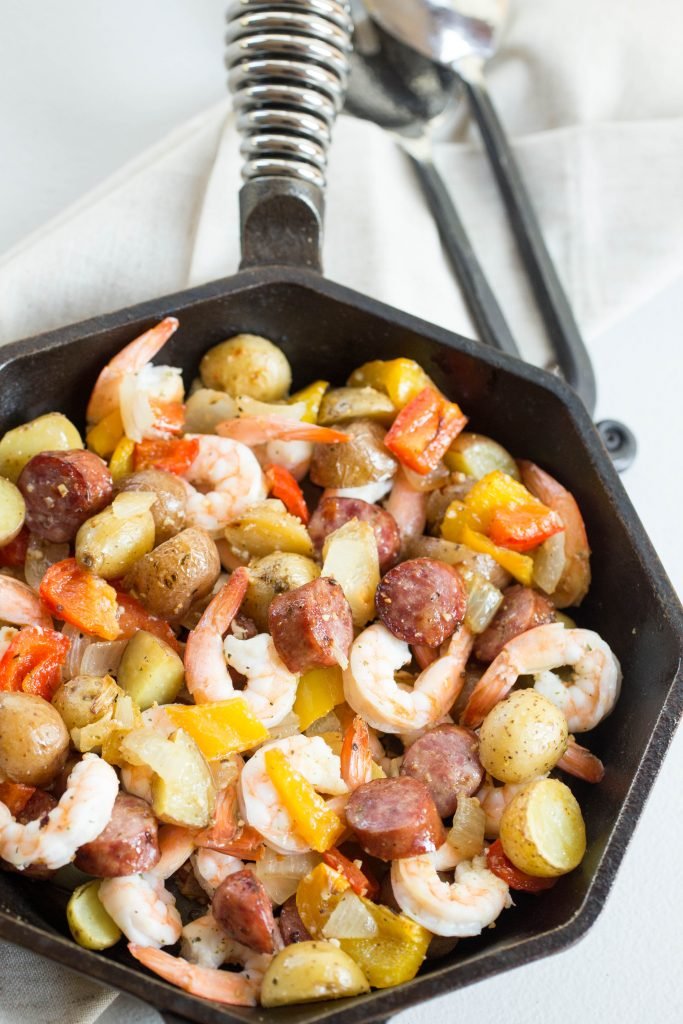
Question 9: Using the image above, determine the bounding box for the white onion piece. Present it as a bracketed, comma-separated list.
[61, 625, 92, 681]
[324, 479, 393, 503]
[447, 796, 486, 860]
[112, 491, 156, 517]
[461, 571, 503, 635]
[80, 639, 128, 677]
[304, 710, 341, 737]
[254, 849, 320, 905]
[533, 531, 567, 595]
[322, 891, 379, 939]
[24, 538, 70, 590]
[402, 462, 450, 493]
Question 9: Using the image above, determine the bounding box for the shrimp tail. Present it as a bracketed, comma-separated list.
[128, 945, 260, 1006]
[341, 715, 373, 790]
[216, 416, 350, 445]
[557, 737, 605, 783]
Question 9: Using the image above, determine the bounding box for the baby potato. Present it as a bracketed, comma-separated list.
[243, 551, 320, 631]
[322, 519, 380, 628]
[0, 691, 70, 786]
[500, 777, 586, 877]
[67, 880, 122, 950]
[478, 690, 568, 783]
[117, 630, 184, 710]
[75, 493, 156, 578]
[200, 334, 292, 401]
[309, 418, 398, 489]
[444, 433, 520, 480]
[224, 499, 314, 561]
[260, 941, 370, 1007]
[317, 387, 395, 427]
[0, 412, 83, 482]
[184, 388, 238, 434]
[0, 477, 26, 545]
[117, 468, 187, 545]
[124, 527, 221, 622]
[52, 674, 121, 732]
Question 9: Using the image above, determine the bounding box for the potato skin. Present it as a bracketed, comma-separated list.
[0, 413, 83, 483]
[260, 941, 370, 1007]
[67, 879, 122, 950]
[75, 504, 155, 578]
[310, 419, 397, 489]
[478, 690, 568, 784]
[117, 468, 187, 545]
[243, 552, 320, 632]
[0, 691, 70, 786]
[200, 334, 292, 401]
[123, 527, 220, 622]
[52, 674, 120, 732]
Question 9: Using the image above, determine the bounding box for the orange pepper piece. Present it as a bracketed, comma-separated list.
[0, 626, 70, 700]
[0, 781, 36, 816]
[488, 503, 564, 552]
[40, 559, 120, 640]
[264, 748, 345, 852]
[264, 464, 309, 524]
[133, 437, 199, 475]
[115, 592, 180, 653]
[322, 848, 380, 899]
[384, 387, 467, 475]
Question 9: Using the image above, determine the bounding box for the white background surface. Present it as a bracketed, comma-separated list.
[0, 2, 681, 1024]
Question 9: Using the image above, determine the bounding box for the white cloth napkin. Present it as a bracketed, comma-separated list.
[1, 1, 682, 1022]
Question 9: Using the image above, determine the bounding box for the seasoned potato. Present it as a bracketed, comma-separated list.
[75, 492, 156, 578]
[500, 777, 586, 877]
[0, 412, 83, 482]
[309, 419, 397, 489]
[184, 388, 238, 433]
[224, 499, 314, 561]
[124, 527, 221, 622]
[67, 880, 122, 950]
[260, 942, 369, 1007]
[425, 476, 474, 534]
[0, 692, 70, 786]
[200, 334, 292, 401]
[444, 432, 520, 480]
[317, 387, 395, 427]
[0, 477, 26, 545]
[322, 519, 379, 628]
[52, 674, 121, 732]
[120, 727, 215, 828]
[478, 690, 568, 784]
[117, 630, 184, 710]
[117, 468, 187, 544]
[243, 551, 320, 631]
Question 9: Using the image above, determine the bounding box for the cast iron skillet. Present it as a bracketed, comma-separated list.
[1, 11, 682, 1024]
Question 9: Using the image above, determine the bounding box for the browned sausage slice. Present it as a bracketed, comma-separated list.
[400, 725, 484, 818]
[375, 558, 467, 647]
[18, 450, 113, 543]
[278, 895, 312, 945]
[74, 793, 160, 877]
[474, 584, 555, 663]
[212, 867, 276, 954]
[345, 776, 445, 860]
[308, 497, 400, 573]
[269, 576, 354, 673]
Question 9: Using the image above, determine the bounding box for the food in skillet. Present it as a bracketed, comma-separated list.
[0, 318, 620, 1007]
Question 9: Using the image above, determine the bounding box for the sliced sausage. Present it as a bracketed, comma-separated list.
[74, 793, 160, 877]
[375, 558, 466, 647]
[268, 576, 353, 673]
[308, 496, 400, 573]
[1, 790, 57, 879]
[474, 584, 555, 663]
[18, 450, 113, 543]
[400, 724, 484, 818]
[212, 867, 276, 954]
[345, 776, 445, 861]
[278, 895, 311, 945]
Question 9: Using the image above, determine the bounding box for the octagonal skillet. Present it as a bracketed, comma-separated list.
[1, 4, 682, 1024]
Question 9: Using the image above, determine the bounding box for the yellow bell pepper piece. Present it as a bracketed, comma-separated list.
[294, 666, 345, 731]
[459, 524, 534, 586]
[264, 748, 345, 852]
[440, 499, 471, 544]
[288, 380, 329, 423]
[347, 358, 432, 409]
[165, 699, 268, 761]
[108, 436, 135, 482]
[86, 409, 124, 459]
[296, 863, 430, 988]
[464, 470, 548, 532]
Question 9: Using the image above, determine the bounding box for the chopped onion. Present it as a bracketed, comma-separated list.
[305, 710, 342, 738]
[61, 625, 92, 681]
[460, 569, 503, 634]
[80, 640, 128, 677]
[112, 491, 156, 517]
[254, 849, 320, 906]
[533, 531, 567, 594]
[24, 537, 70, 589]
[447, 796, 486, 860]
[322, 891, 379, 939]
[267, 711, 302, 741]
[257, 873, 300, 906]
[402, 462, 450, 493]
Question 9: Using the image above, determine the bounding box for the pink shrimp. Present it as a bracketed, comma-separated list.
[86, 316, 179, 424]
[385, 467, 427, 547]
[128, 943, 263, 1006]
[340, 715, 374, 791]
[557, 737, 605, 783]
[0, 576, 52, 628]
[216, 416, 349, 446]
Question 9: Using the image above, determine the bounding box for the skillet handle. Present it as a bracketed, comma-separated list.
[226, 1, 354, 273]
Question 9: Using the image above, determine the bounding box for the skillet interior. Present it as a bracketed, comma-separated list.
[1, 266, 681, 1024]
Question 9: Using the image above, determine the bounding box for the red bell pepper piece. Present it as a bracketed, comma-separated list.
[486, 840, 557, 893]
[384, 387, 467, 475]
[322, 848, 380, 899]
[0, 625, 70, 700]
[0, 526, 30, 568]
[133, 437, 199, 475]
[488, 504, 564, 553]
[264, 464, 309, 523]
[40, 558, 120, 641]
[0, 781, 36, 816]
[115, 592, 180, 653]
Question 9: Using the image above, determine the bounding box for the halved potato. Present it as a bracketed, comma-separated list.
[260, 942, 369, 1007]
[0, 413, 83, 482]
[224, 499, 314, 560]
[444, 433, 520, 480]
[67, 880, 122, 950]
[0, 478, 26, 546]
[317, 387, 395, 426]
[499, 777, 586, 877]
[321, 519, 379, 628]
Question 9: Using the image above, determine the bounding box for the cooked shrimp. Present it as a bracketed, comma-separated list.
[182, 435, 267, 536]
[86, 316, 179, 424]
[153, 825, 196, 879]
[385, 467, 427, 546]
[340, 715, 374, 790]
[181, 913, 270, 971]
[391, 851, 511, 937]
[557, 737, 605, 783]
[120, 762, 154, 804]
[192, 847, 244, 897]
[224, 633, 299, 729]
[0, 576, 52, 629]
[460, 623, 621, 732]
[344, 622, 474, 734]
[119, 363, 185, 442]
[475, 778, 533, 838]
[519, 460, 591, 608]
[265, 440, 313, 481]
[217, 416, 349, 446]
[99, 872, 182, 948]
[239, 735, 347, 855]
[0, 754, 118, 870]
[128, 940, 264, 1007]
